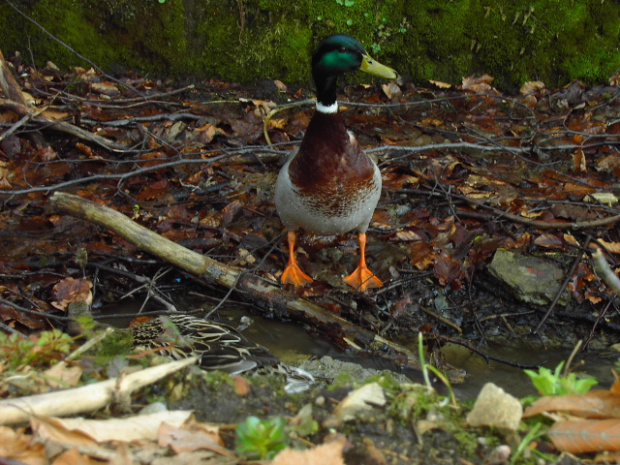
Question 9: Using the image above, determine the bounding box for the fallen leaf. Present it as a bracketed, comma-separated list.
[462, 74, 495, 93]
[158, 420, 231, 456]
[548, 419, 620, 453]
[274, 79, 288, 91]
[0, 426, 47, 465]
[34, 411, 193, 443]
[523, 390, 620, 419]
[272, 437, 347, 465]
[433, 252, 465, 290]
[44, 361, 83, 389]
[520, 80, 545, 95]
[429, 79, 452, 89]
[51, 278, 93, 311]
[381, 81, 401, 100]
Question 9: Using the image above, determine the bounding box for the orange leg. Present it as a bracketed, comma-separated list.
[281, 231, 313, 286]
[344, 232, 382, 291]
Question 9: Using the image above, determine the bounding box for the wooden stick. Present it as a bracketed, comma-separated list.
[0, 357, 197, 425]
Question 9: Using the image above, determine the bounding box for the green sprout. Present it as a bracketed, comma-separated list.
[524, 361, 598, 396]
[235, 416, 288, 459]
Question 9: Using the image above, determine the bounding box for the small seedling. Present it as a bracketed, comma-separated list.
[235, 416, 287, 459]
[524, 361, 598, 396]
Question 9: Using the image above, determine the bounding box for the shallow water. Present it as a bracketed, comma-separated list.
[100, 303, 617, 400]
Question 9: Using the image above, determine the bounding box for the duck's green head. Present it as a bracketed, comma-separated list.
[311, 34, 397, 106]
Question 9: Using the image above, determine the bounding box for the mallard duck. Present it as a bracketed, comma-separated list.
[130, 314, 314, 394]
[275, 34, 397, 291]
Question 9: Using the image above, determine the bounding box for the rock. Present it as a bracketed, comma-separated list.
[487, 249, 570, 306]
[466, 383, 523, 432]
[333, 382, 386, 423]
[297, 356, 411, 385]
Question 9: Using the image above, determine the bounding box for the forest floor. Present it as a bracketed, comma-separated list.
[1, 55, 620, 464]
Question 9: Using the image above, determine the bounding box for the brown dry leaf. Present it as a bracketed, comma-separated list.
[585, 289, 603, 304]
[573, 149, 587, 172]
[521, 94, 538, 107]
[394, 230, 424, 242]
[269, 117, 288, 130]
[523, 390, 620, 419]
[158, 420, 232, 456]
[137, 179, 170, 201]
[91, 81, 120, 97]
[44, 361, 83, 389]
[54, 411, 193, 443]
[37, 145, 58, 161]
[0, 160, 12, 189]
[594, 449, 620, 464]
[200, 212, 223, 228]
[31, 416, 99, 449]
[563, 234, 579, 247]
[548, 419, 620, 453]
[518, 207, 544, 219]
[42, 109, 71, 121]
[75, 142, 98, 159]
[272, 437, 347, 465]
[249, 98, 276, 116]
[410, 242, 436, 271]
[417, 117, 444, 128]
[429, 79, 452, 89]
[51, 278, 93, 311]
[52, 447, 100, 465]
[533, 234, 564, 249]
[0, 426, 47, 465]
[520, 80, 546, 95]
[596, 153, 620, 172]
[222, 200, 242, 225]
[433, 252, 465, 290]
[597, 240, 620, 254]
[462, 74, 495, 93]
[194, 123, 226, 145]
[381, 81, 402, 100]
[274, 79, 288, 91]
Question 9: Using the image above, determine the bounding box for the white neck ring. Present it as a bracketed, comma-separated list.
[316, 101, 338, 114]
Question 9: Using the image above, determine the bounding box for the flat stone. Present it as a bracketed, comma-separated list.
[487, 249, 570, 306]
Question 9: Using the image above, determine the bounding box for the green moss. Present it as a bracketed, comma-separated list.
[0, 0, 618, 89]
[460, 0, 620, 89]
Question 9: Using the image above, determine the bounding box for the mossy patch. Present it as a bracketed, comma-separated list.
[1, 0, 618, 89]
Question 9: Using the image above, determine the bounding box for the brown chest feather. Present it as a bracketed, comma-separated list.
[289, 112, 375, 194]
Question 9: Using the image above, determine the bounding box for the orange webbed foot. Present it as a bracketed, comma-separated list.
[281, 262, 313, 286]
[344, 266, 382, 291]
[344, 231, 382, 292]
[281, 230, 313, 287]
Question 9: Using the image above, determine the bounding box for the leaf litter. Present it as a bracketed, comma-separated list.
[0, 52, 620, 463]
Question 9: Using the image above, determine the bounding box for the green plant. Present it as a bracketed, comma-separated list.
[0, 330, 73, 370]
[235, 416, 288, 459]
[418, 332, 456, 406]
[524, 361, 598, 396]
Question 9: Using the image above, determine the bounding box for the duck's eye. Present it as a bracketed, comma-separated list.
[339, 46, 346, 52]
